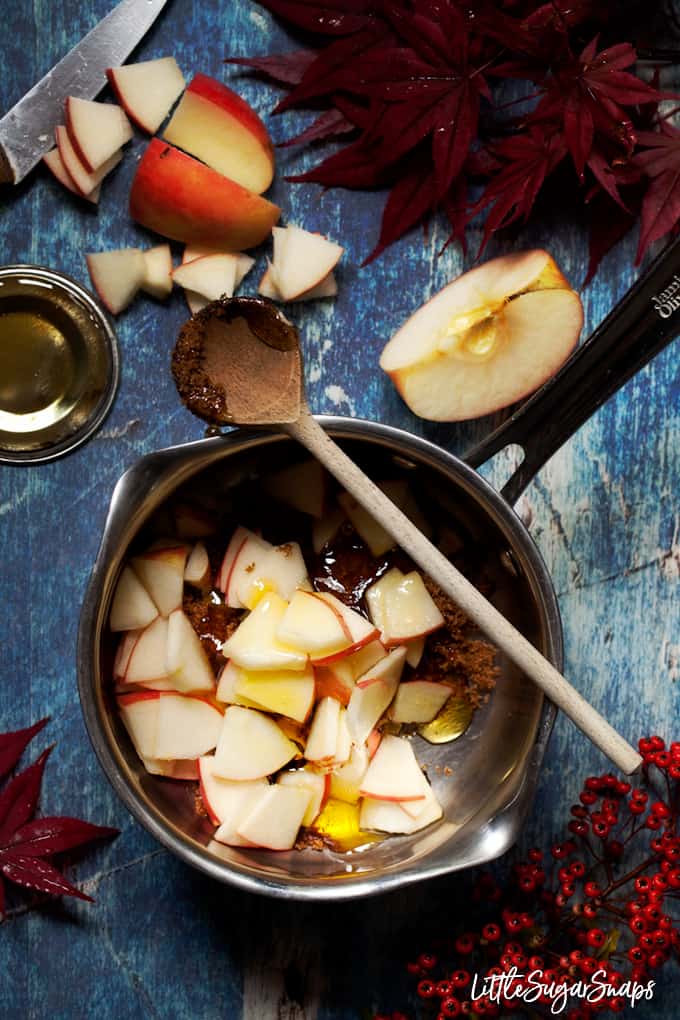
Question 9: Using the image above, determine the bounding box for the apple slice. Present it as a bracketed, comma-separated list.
[259, 265, 337, 302]
[346, 646, 406, 745]
[278, 768, 329, 826]
[311, 593, 379, 664]
[359, 734, 427, 802]
[367, 728, 382, 760]
[153, 693, 223, 759]
[55, 125, 122, 198]
[163, 73, 274, 194]
[123, 616, 169, 686]
[263, 459, 326, 518]
[43, 148, 99, 203]
[312, 508, 345, 554]
[131, 544, 188, 616]
[184, 542, 210, 587]
[86, 247, 146, 316]
[381, 571, 444, 645]
[141, 244, 173, 300]
[337, 490, 397, 557]
[258, 264, 280, 300]
[272, 225, 343, 302]
[334, 707, 352, 766]
[360, 777, 443, 835]
[114, 629, 140, 680]
[117, 691, 160, 759]
[198, 755, 268, 826]
[237, 784, 312, 851]
[345, 639, 387, 680]
[181, 253, 253, 315]
[211, 778, 271, 847]
[65, 96, 132, 171]
[172, 253, 239, 302]
[216, 526, 273, 607]
[314, 661, 355, 706]
[364, 568, 403, 636]
[106, 57, 186, 134]
[130, 140, 280, 249]
[277, 590, 348, 658]
[305, 696, 341, 764]
[143, 757, 199, 780]
[380, 250, 583, 422]
[213, 706, 297, 780]
[330, 744, 369, 803]
[216, 662, 268, 709]
[166, 609, 216, 692]
[110, 565, 158, 632]
[246, 542, 311, 606]
[234, 662, 315, 723]
[222, 593, 308, 672]
[388, 681, 452, 724]
[405, 636, 426, 669]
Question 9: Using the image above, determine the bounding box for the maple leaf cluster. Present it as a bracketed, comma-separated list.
[231, 0, 680, 277]
[0, 718, 118, 918]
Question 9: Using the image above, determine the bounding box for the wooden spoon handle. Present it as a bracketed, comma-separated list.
[284, 408, 642, 775]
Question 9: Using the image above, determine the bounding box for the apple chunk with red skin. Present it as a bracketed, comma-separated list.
[106, 57, 186, 135]
[213, 706, 298, 780]
[163, 73, 274, 194]
[129, 139, 280, 249]
[380, 250, 583, 422]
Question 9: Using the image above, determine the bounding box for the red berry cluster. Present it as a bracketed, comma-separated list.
[374, 736, 680, 1019]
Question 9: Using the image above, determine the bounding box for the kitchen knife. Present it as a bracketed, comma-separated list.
[0, 0, 168, 185]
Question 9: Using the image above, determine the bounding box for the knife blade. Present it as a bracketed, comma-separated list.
[0, 0, 169, 185]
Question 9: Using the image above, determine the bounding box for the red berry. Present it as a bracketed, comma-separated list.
[654, 751, 672, 769]
[482, 923, 501, 942]
[436, 980, 453, 998]
[586, 929, 606, 949]
[418, 953, 437, 971]
[650, 736, 666, 751]
[647, 951, 665, 968]
[628, 946, 645, 963]
[528, 848, 542, 863]
[629, 916, 648, 935]
[451, 970, 470, 989]
[551, 843, 569, 859]
[418, 979, 436, 999]
[454, 935, 474, 955]
[441, 998, 460, 1018]
[584, 881, 602, 899]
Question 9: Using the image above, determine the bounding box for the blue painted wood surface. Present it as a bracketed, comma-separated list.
[0, 2, 678, 1017]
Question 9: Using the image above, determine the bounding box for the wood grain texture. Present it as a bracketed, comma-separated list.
[0, 1, 678, 1017]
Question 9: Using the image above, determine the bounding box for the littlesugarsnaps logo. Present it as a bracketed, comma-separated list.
[470, 966, 655, 1014]
[652, 274, 680, 318]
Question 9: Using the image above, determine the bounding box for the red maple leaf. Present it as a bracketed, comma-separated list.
[0, 719, 118, 918]
[634, 122, 680, 262]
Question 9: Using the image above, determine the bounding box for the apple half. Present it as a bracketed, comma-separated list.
[380, 250, 583, 421]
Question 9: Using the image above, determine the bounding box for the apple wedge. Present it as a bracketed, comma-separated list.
[239, 541, 310, 608]
[198, 755, 267, 826]
[154, 694, 223, 759]
[405, 636, 426, 669]
[106, 57, 186, 134]
[258, 265, 337, 302]
[55, 125, 122, 198]
[305, 696, 341, 764]
[278, 768, 329, 826]
[65, 96, 132, 171]
[181, 246, 254, 295]
[337, 491, 396, 557]
[143, 757, 199, 780]
[184, 542, 210, 587]
[86, 247, 146, 316]
[277, 590, 348, 658]
[263, 459, 326, 518]
[114, 630, 140, 681]
[216, 662, 268, 709]
[314, 661, 355, 706]
[213, 706, 297, 780]
[312, 508, 345, 553]
[334, 707, 352, 765]
[311, 593, 379, 664]
[360, 775, 443, 835]
[381, 571, 444, 645]
[211, 778, 270, 847]
[163, 73, 274, 194]
[131, 544, 188, 617]
[380, 250, 583, 422]
[216, 526, 272, 607]
[236, 784, 312, 851]
[130, 140, 280, 249]
[233, 663, 315, 723]
[271, 225, 343, 302]
[109, 565, 158, 632]
[141, 244, 173, 300]
[346, 640, 386, 680]
[359, 734, 427, 803]
[166, 609, 216, 692]
[364, 567, 403, 636]
[117, 691, 160, 759]
[330, 744, 369, 803]
[122, 616, 170, 687]
[346, 646, 406, 745]
[388, 681, 452, 724]
[172, 253, 239, 303]
[222, 593, 308, 672]
[43, 148, 99, 203]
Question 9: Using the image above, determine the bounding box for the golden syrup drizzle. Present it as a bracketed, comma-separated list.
[418, 697, 474, 744]
[312, 798, 383, 852]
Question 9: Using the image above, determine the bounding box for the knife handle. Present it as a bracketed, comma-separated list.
[0, 144, 16, 185]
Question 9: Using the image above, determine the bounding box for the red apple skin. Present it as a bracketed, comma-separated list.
[358, 790, 427, 803]
[64, 97, 94, 172]
[129, 140, 280, 249]
[312, 630, 380, 667]
[117, 690, 161, 706]
[366, 729, 382, 760]
[314, 668, 352, 706]
[198, 763, 221, 827]
[189, 73, 273, 154]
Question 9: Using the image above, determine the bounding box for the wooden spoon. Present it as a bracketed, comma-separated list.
[172, 297, 641, 775]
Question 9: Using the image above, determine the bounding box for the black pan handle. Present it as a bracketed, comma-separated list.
[464, 234, 680, 504]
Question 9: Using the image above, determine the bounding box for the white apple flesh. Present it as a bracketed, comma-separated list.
[277, 767, 328, 825]
[388, 681, 452, 724]
[359, 734, 427, 802]
[304, 696, 341, 763]
[166, 609, 216, 692]
[236, 784, 312, 851]
[43, 148, 99, 202]
[131, 544, 188, 617]
[65, 96, 132, 171]
[172, 253, 239, 302]
[233, 663, 315, 723]
[381, 571, 444, 645]
[213, 706, 297, 780]
[109, 565, 158, 632]
[184, 542, 210, 587]
[222, 592, 308, 672]
[346, 646, 406, 745]
[141, 244, 173, 300]
[106, 57, 186, 134]
[198, 754, 267, 826]
[154, 694, 223, 759]
[85, 247, 145, 316]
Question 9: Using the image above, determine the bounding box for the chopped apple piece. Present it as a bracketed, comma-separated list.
[360, 734, 427, 802]
[381, 571, 444, 645]
[263, 460, 326, 518]
[314, 660, 355, 706]
[110, 565, 158, 632]
[278, 768, 329, 825]
[199, 755, 267, 826]
[213, 706, 297, 780]
[277, 590, 348, 657]
[123, 616, 169, 686]
[337, 491, 396, 557]
[305, 697, 341, 763]
[258, 265, 337, 302]
[234, 663, 315, 723]
[185, 290, 208, 316]
[215, 662, 265, 708]
[310, 593, 379, 664]
[364, 567, 403, 636]
[143, 757, 199, 780]
[334, 708, 352, 765]
[106, 57, 186, 134]
[43, 148, 99, 202]
[166, 609, 216, 692]
[65, 96, 132, 171]
[117, 691, 160, 759]
[131, 544, 188, 617]
[242, 541, 311, 608]
[346, 646, 406, 745]
[163, 73, 275, 194]
[141, 244, 173, 300]
[330, 744, 369, 803]
[172, 253, 239, 302]
[216, 526, 272, 607]
[258, 263, 279, 300]
[380, 250, 583, 422]
[312, 508, 345, 553]
[85, 247, 145, 316]
[273, 225, 343, 302]
[154, 694, 223, 759]
[345, 639, 387, 680]
[405, 636, 426, 669]
[184, 542, 210, 587]
[223, 593, 308, 672]
[237, 784, 312, 850]
[388, 681, 452, 723]
[360, 775, 443, 834]
[55, 125, 121, 198]
[114, 629, 139, 680]
[210, 776, 270, 846]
